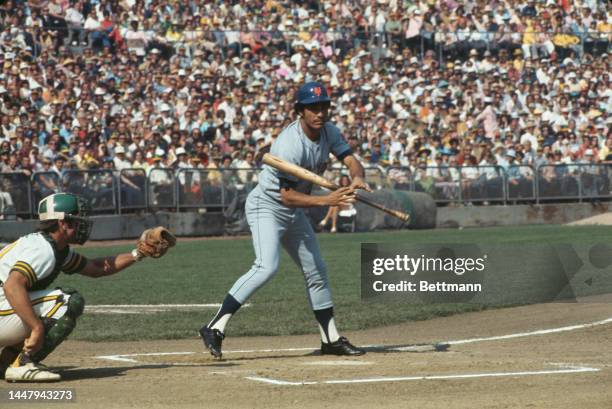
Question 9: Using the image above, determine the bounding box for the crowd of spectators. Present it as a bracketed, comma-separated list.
[0, 0, 610, 213]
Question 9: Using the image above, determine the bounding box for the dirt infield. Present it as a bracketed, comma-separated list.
[3, 301, 610, 409]
[566, 212, 612, 226]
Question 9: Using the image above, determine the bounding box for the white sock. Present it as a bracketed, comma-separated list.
[318, 317, 340, 343]
[210, 314, 232, 334]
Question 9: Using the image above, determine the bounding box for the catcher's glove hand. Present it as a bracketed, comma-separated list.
[136, 226, 177, 259]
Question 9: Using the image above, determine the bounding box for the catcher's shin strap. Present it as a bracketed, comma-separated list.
[30, 289, 85, 363]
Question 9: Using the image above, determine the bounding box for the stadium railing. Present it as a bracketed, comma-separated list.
[386, 167, 415, 194]
[505, 164, 537, 202]
[61, 169, 117, 213]
[412, 166, 461, 203]
[536, 163, 611, 203]
[147, 168, 176, 210]
[175, 168, 261, 211]
[31, 171, 60, 212]
[321, 167, 390, 191]
[118, 168, 147, 213]
[2, 163, 611, 218]
[410, 165, 507, 204]
[175, 168, 224, 211]
[0, 172, 32, 219]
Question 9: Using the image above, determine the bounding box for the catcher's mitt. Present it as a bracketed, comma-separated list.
[136, 226, 177, 259]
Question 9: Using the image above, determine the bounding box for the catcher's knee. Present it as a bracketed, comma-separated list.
[29, 290, 85, 362]
[63, 289, 85, 319]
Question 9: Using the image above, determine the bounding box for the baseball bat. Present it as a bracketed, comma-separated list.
[262, 153, 411, 223]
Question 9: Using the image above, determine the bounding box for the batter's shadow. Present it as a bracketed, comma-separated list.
[219, 353, 315, 362]
[55, 362, 238, 381]
[221, 343, 450, 362]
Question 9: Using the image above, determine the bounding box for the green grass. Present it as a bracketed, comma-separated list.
[54, 225, 612, 341]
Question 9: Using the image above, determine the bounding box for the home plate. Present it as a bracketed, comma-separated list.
[303, 361, 373, 366]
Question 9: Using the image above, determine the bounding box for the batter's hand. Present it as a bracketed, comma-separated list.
[349, 176, 372, 192]
[24, 323, 45, 355]
[326, 187, 356, 207]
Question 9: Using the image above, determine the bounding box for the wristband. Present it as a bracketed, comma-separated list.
[131, 248, 143, 261]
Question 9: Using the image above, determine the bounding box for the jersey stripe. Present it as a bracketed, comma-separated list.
[12, 268, 34, 287]
[0, 241, 17, 260]
[63, 253, 86, 274]
[0, 295, 61, 316]
[63, 254, 80, 272]
[14, 261, 35, 278]
[12, 261, 37, 286]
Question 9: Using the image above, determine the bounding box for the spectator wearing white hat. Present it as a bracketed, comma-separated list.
[113, 145, 132, 171]
[475, 96, 499, 139]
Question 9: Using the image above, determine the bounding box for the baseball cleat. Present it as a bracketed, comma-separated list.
[321, 336, 366, 356]
[5, 362, 61, 382]
[199, 326, 224, 359]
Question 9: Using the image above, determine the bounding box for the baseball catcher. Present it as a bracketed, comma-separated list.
[0, 193, 176, 382]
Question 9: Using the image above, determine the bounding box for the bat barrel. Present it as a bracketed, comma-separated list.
[355, 194, 411, 223]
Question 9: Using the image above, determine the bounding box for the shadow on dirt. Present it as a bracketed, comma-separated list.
[57, 362, 238, 381]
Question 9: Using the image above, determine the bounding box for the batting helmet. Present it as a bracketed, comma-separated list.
[295, 82, 331, 106]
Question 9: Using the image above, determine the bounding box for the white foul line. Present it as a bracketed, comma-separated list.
[95, 316, 612, 363]
[87, 304, 225, 308]
[96, 352, 195, 363]
[446, 316, 612, 346]
[85, 304, 251, 315]
[245, 366, 600, 386]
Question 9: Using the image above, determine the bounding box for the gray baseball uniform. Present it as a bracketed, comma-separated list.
[228, 119, 351, 309]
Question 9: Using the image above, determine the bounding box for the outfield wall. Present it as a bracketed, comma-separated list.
[0, 212, 226, 242]
[437, 202, 612, 229]
[0, 202, 610, 242]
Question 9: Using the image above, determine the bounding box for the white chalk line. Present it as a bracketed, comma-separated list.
[302, 360, 373, 366]
[95, 315, 612, 363]
[96, 352, 194, 363]
[245, 365, 600, 386]
[85, 304, 250, 315]
[445, 316, 612, 346]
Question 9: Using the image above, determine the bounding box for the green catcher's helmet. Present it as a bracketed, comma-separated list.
[38, 193, 93, 244]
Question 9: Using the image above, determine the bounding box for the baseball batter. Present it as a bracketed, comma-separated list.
[200, 82, 370, 358]
[0, 193, 174, 382]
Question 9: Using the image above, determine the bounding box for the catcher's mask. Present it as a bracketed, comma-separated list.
[38, 193, 93, 245]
